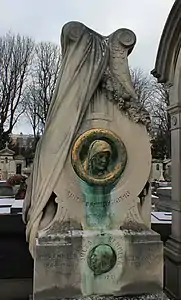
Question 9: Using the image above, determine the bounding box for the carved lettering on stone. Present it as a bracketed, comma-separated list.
[67, 189, 130, 205]
[38, 246, 79, 275]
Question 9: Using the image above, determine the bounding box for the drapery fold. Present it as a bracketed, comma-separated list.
[22, 22, 109, 257]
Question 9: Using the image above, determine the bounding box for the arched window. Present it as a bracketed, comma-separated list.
[156, 164, 160, 171]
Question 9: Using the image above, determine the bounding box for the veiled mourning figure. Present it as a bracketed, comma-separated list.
[84, 140, 112, 177]
[22, 21, 150, 257]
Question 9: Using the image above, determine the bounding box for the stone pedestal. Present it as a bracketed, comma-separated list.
[24, 21, 165, 300]
[163, 103, 181, 299]
[32, 293, 170, 300]
[33, 227, 163, 299]
[164, 237, 181, 299]
[151, 2, 181, 296]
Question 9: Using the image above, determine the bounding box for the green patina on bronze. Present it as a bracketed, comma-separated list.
[71, 128, 127, 229]
[80, 181, 112, 228]
[87, 244, 117, 275]
[71, 128, 125, 279]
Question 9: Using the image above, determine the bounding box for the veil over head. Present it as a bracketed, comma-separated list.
[84, 140, 112, 175]
[87, 140, 112, 162]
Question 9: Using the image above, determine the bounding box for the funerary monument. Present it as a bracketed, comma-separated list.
[152, 1, 181, 298]
[23, 21, 164, 299]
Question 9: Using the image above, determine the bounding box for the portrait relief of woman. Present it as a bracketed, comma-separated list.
[83, 140, 112, 177]
[71, 128, 128, 187]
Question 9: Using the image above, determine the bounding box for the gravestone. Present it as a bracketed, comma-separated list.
[0, 142, 15, 179]
[23, 22, 164, 300]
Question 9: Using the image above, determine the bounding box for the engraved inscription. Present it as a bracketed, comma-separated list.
[80, 237, 125, 265]
[108, 236, 125, 265]
[104, 274, 115, 280]
[39, 247, 78, 275]
[80, 240, 93, 261]
[67, 190, 81, 203]
[67, 189, 130, 205]
[127, 247, 161, 269]
[112, 191, 130, 204]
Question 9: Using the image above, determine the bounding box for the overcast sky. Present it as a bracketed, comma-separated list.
[0, 0, 174, 134]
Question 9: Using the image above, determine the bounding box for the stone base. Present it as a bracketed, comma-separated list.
[33, 228, 163, 299]
[31, 292, 170, 300]
[164, 237, 181, 299]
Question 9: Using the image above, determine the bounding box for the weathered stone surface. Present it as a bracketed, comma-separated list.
[34, 229, 163, 299]
[33, 292, 170, 300]
[23, 20, 152, 257]
[152, 1, 181, 299]
[29, 20, 163, 300]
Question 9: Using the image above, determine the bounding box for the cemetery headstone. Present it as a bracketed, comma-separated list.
[23, 21, 164, 300]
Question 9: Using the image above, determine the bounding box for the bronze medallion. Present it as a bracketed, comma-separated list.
[87, 244, 117, 275]
[71, 128, 127, 186]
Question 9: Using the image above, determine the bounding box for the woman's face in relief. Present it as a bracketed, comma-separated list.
[91, 151, 110, 174]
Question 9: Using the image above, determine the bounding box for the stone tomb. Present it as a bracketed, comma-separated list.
[34, 228, 163, 299]
[23, 22, 164, 299]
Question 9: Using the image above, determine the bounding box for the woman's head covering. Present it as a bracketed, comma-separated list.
[84, 140, 112, 175]
[88, 140, 111, 161]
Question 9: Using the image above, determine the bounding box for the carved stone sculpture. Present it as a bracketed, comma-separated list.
[23, 21, 163, 299]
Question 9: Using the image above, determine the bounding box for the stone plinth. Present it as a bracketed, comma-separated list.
[32, 293, 170, 300]
[33, 227, 163, 299]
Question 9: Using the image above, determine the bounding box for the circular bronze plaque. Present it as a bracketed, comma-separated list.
[87, 244, 117, 276]
[71, 128, 127, 186]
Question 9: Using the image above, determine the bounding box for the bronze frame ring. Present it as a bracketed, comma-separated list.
[71, 128, 127, 186]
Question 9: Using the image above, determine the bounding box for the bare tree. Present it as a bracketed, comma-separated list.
[130, 68, 153, 112]
[24, 42, 61, 136]
[130, 68, 170, 158]
[0, 33, 34, 146]
[150, 81, 170, 132]
[150, 81, 171, 158]
[24, 81, 42, 137]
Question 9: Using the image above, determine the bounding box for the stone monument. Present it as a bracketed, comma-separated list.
[0, 142, 15, 179]
[23, 22, 164, 299]
[152, 1, 181, 298]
